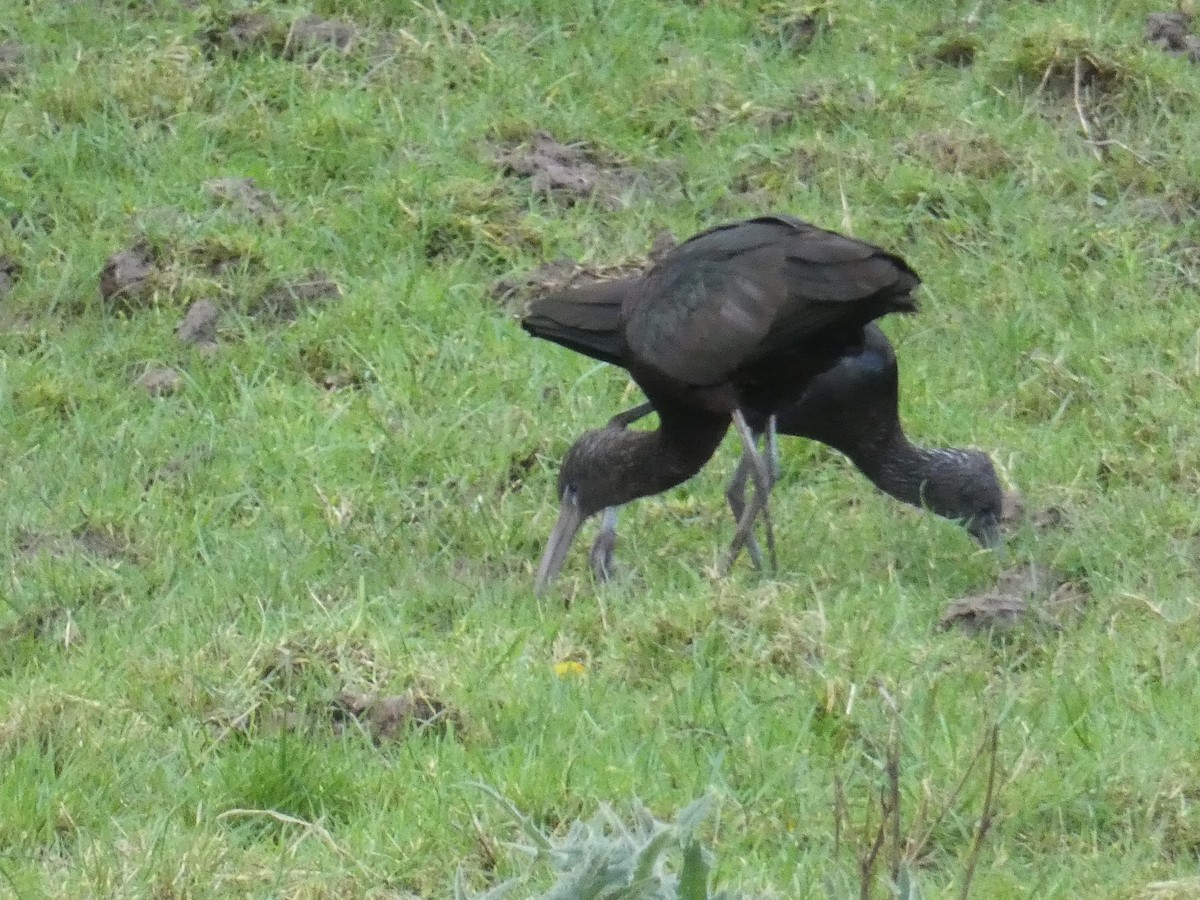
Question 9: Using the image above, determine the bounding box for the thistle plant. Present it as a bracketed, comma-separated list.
[457, 787, 739, 900]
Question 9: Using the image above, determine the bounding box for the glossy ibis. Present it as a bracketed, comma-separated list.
[588, 323, 1004, 580]
[522, 214, 920, 594]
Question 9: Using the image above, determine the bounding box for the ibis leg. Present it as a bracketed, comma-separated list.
[723, 409, 778, 574]
[760, 414, 780, 567]
[753, 415, 782, 571]
[724, 448, 766, 571]
[764, 414, 780, 485]
[589, 507, 619, 583]
[586, 403, 655, 577]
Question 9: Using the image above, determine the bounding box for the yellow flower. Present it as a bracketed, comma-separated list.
[553, 660, 586, 678]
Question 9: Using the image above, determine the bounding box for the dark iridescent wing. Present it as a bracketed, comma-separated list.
[625, 216, 919, 386]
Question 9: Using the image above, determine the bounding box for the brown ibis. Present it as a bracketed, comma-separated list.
[521, 214, 920, 594]
[587, 323, 1004, 580]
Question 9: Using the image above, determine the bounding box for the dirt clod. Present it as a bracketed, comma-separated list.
[0, 605, 66, 643]
[203, 177, 281, 222]
[100, 240, 156, 310]
[0, 41, 25, 85]
[17, 525, 130, 562]
[495, 132, 647, 210]
[941, 561, 1089, 635]
[251, 273, 341, 322]
[1000, 490, 1024, 526]
[995, 561, 1065, 598]
[491, 257, 636, 313]
[1032, 505, 1066, 530]
[490, 257, 583, 306]
[939, 593, 1029, 635]
[1045, 580, 1090, 621]
[778, 13, 824, 51]
[336, 689, 462, 742]
[286, 15, 362, 60]
[491, 231, 674, 311]
[925, 33, 979, 67]
[177, 299, 220, 348]
[900, 130, 1011, 177]
[0, 254, 19, 300]
[145, 450, 212, 489]
[999, 490, 1067, 533]
[1146, 12, 1200, 61]
[500, 446, 541, 494]
[0, 605, 83, 666]
[202, 11, 283, 57]
[135, 366, 184, 397]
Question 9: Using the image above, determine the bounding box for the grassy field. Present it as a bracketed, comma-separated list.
[2, 1, 1200, 897]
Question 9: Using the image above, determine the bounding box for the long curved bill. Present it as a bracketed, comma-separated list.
[534, 491, 584, 596]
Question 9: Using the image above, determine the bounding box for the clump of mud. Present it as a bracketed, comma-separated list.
[940, 562, 1089, 635]
[490, 229, 676, 312]
[494, 132, 654, 211]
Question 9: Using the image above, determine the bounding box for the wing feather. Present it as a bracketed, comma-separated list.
[625, 217, 919, 386]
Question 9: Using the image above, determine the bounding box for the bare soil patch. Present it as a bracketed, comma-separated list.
[250, 273, 341, 323]
[335, 688, 463, 742]
[135, 366, 184, 397]
[285, 15, 363, 61]
[0, 254, 19, 300]
[899, 130, 1012, 177]
[177, 299, 220, 349]
[0, 40, 26, 85]
[201, 10, 382, 63]
[766, 11, 829, 53]
[99, 240, 157, 311]
[499, 446, 542, 495]
[200, 10, 285, 57]
[203, 177, 282, 223]
[940, 562, 1090, 635]
[144, 450, 213, 490]
[494, 132, 654, 211]
[1000, 490, 1068, 534]
[490, 229, 675, 312]
[1146, 12, 1200, 62]
[922, 32, 980, 68]
[16, 525, 132, 562]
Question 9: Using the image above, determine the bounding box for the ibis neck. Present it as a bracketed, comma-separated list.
[849, 430, 944, 511]
[602, 413, 728, 509]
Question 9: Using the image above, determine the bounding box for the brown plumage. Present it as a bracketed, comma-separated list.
[522, 214, 920, 593]
[588, 324, 1004, 580]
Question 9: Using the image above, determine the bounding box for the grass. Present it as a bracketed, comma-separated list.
[2, 0, 1200, 896]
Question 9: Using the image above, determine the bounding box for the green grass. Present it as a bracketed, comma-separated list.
[2, 0, 1200, 896]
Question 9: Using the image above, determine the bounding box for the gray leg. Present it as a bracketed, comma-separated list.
[764, 414, 780, 485]
[723, 409, 778, 574]
[584, 403, 655, 579]
[725, 449, 766, 571]
[759, 414, 780, 568]
[589, 507, 619, 582]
